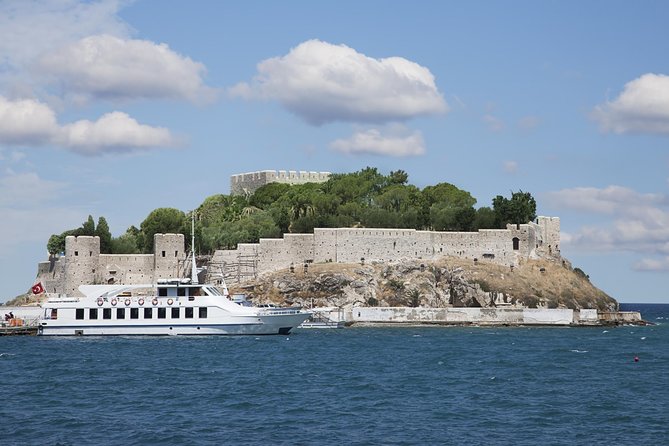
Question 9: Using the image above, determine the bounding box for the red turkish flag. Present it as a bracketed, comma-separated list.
[31, 282, 45, 295]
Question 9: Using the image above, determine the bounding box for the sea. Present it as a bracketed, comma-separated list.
[1, 303, 667, 446]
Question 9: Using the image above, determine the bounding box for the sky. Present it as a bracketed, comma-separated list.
[0, 0, 668, 303]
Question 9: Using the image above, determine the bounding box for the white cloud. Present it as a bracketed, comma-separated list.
[0, 96, 176, 155]
[483, 114, 504, 132]
[546, 185, 669, 272]
[60, 112, 176, 155]
[37, 34, 215, 103]
[592, 73, 669, 135]
[231, 39, 447, 125]
[330, 126, 425, 157]
[0, 97, 59, 144]
[633, 257, 669, 272]
[0, 0, 129, 73]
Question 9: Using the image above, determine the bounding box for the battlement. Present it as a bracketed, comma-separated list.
[37, 217, 561, 296]
[230, 170, 331, 195]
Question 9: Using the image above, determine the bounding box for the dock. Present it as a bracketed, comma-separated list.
[0, 326, 38, 336]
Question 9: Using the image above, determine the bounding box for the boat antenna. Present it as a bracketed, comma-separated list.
[191, 211, 198, 284]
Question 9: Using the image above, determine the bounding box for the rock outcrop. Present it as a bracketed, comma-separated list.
[235, 257, 617, 312]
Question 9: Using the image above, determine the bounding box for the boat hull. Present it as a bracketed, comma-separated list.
[38, 313, 309, 336]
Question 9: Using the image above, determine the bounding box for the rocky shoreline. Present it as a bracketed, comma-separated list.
[237, 256, 619, 312]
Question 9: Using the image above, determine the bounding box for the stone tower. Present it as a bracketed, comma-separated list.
[536, 216, 561, 257]
[64, 235, 100, 296]
[153, 233, 186, 281]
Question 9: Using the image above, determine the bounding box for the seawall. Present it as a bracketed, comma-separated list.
[345, 307, 643, 326]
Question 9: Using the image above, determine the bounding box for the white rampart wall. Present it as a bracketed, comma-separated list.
[348, 307, 574, 325]
[37, 218, 560, 296]
[212, 218, 559, 276]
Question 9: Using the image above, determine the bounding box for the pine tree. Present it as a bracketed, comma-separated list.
[96, 216, 112, 254]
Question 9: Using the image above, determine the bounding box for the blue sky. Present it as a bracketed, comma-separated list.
[1, 0, 668, 303]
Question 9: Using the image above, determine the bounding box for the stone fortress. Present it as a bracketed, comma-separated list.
[36, 170, 560, 296]
[37, 218, 560, 297]
[230, 170, 331, 196]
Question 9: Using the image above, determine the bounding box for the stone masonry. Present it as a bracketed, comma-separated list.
[230, 170, 331, 196]
[36, 218, 560, 294]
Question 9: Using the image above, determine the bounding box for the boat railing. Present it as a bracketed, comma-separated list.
[257, 307, 305, 316]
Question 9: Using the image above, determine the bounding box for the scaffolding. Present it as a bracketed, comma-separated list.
[204, 254, 258, 285]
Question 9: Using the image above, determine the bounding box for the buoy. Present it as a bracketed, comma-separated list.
[634, 356, 639, 362]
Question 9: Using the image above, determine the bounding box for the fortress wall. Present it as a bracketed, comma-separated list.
[43, 217, 560, 295]
[98, 254, 154, 285]
[333, 228, 418, 263]
[256, 234, 315, 271]
[64, 236, 100, 296]
[36, 259, 64, 294]
[210, 249, 240, 266]
[536, 217, 561, 257]
[313, 229, 338, 263]
[230, 170, 331, 196]
[154, 234, 186, 281]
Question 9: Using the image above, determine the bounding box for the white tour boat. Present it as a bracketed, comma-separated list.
[37, 216, 311, 336]
[38, 280, 311, 336]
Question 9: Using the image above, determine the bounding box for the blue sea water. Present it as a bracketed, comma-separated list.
[1, 304, 668, 446]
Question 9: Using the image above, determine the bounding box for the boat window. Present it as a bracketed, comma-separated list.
[199, 307, 207, 318]
[89, 308, 98, 320]
[117, 308, 125, 319]
[130, 308, 139, 319]
[158, 308, 166, 319]
[188, 296, 195, 301]
[185, 307, 193, 318]
[144, 308, 153, 319]
[76, 308, 84, 320]
[103, 308, 112, 319]
[51, 309, 58, 320]
[178, 288, 186, 297]
[158, 288, 167, 297]
[171, 307, 180, 318]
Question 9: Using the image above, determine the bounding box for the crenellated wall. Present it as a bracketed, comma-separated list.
[37, 217, 560, 295]
[38, 233, 186, 297]
[230, 170, 331, 196]
[212, 217, 561, 276]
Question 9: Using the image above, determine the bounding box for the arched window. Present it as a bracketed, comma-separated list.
[512, 237, 520, 251]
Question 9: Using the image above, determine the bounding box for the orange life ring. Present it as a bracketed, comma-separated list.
[138, 298, 145, 306]
[124, 298, 131, 306]
[167, 298, 174, 305]
[111, 298, 118, 306]
[152, 298, 158, 306]
[97, 298, 104, 306]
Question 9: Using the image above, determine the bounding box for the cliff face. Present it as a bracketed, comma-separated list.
[237, 257, 617, 312]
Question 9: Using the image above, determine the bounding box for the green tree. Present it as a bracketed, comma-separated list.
[139, 208, 187, 253]
[388, 169, 409, 185]
[110, 232, 141, 254]
[95, 216, 112, 254]
[422, 182, 476, 208]
[80, 215, 96, 236]
[249, 183, 291, 210]
[492, 191, 537, 227]
[474, 206, 496, 229]
[47, 233, 66, 255]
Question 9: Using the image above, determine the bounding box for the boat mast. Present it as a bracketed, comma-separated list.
[191, 212, 198, 284]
